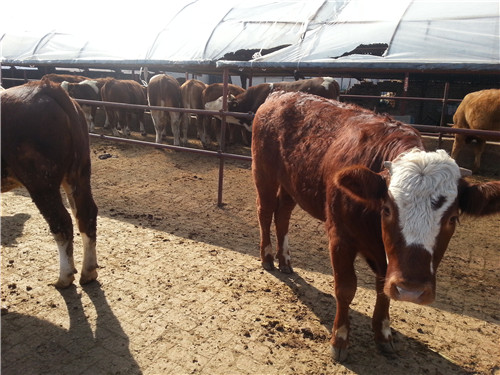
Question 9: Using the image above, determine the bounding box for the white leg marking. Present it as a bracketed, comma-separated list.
[335, 325, 348, 341]
[382, 318, 392, 339]
[264, 244, 273, 257]
[283, 234, 291, 263]
[81, 233, 97, 271]
[55, 236, 75, 284]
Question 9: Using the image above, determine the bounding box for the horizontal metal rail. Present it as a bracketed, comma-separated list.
[76, 98, 254, 122]
[89, 133, 252, 162]
[340, 94, 462, 103]
[78, 98, 500, 139]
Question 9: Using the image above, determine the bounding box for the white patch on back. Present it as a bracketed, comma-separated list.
[80, 80, 99, 95]
[388, 149, 460, 255]
[321, 77, 334, 90]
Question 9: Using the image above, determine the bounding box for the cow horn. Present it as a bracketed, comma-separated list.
[459, 167, 472, 177]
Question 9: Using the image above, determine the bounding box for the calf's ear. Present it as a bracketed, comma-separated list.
[335, 166, 388, 205]
[458, 180, 500, 216]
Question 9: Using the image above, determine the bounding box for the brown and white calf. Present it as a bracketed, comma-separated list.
[61, 78, 112, 131]
[1, 79, 98, 288]
[101, 78, 147, 137]
[42, 73, 90, 84]
[202, 83, 247, 147]
[180, 79, 207, 145]
[61, 79, 101, 131]
[451, 88, 500, 172]
[252, 91, 500, 361]
[147, 74, 184, 146]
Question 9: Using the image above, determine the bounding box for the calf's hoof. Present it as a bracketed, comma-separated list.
[331, 344, 348, 363]
[278, 264, 293, 274]
[80, 269, 98, 285]
[53, 274, 75, 289]
[261, 260, 275, 271]
[376, 339, 398, 359]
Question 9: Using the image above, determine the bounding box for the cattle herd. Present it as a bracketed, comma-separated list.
[1, 73, 499, 362]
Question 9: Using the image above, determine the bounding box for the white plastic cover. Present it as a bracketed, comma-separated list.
[1, 0, 499, 70]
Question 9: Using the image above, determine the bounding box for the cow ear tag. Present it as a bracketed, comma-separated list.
[459, 167, 472, 177]
[383, 161, 393, 175]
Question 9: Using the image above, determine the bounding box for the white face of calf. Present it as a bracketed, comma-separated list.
[383, 149, 462, 304]
[205, 95, 241, 125]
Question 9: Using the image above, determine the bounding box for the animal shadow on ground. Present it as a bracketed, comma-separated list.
[1, 282, 141, 375]
[0, 213, 31, 247]
[270, 271, 470, 375]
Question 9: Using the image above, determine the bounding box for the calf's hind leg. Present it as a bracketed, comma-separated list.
[29, 187, 77, 288]
[274, 187, 296, 273]
[254, 172, 279, 270]
[63, 179, 98, 285]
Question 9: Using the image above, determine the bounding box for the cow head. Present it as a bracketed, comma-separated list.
[335, 149, 500, 305]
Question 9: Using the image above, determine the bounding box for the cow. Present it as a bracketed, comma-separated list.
[101, 78, 147, 137]
[202, 83, 247, 147]
[251, 91, 500, 362]
[42, 73, 90, 84]
[1, 79, 98, 288]
[180, 79, 207, 146]
[451, 88, 500, 173]
[147, 74, 184, 146]
[61, 79, 102, 131]
[211, 77, 340, 128]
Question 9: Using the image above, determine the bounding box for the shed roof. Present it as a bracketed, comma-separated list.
[1, 0, 499, 77]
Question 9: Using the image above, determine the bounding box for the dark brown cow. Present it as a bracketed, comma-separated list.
[451, 88, 500, 172]
[42, 73, 90, 83]
[101, 78, 147, 137]
[1, 79, 98, 288]
[147, 74, 184, 146]
[180, 79, 207, 145]
[202, 83, 247, 147]
[211, 77, 340, 127]
[252, 91, 500, 361]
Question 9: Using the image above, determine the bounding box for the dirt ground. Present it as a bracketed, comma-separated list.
[1, 126, 499, 375]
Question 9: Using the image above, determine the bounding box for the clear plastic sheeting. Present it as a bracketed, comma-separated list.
[1, 0, 499, 72]
[252, 0, 500, 65]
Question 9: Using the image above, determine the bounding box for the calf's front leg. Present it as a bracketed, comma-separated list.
[372, 276, 395, 355]
[330, 240, 357, 362]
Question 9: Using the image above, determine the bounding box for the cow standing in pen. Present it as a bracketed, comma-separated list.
[180, 79, 207, 145]
[451, 88, 500, 173]
[101, 78, 148, 137]
[1, 79, 98, 288]
[147, 74, 184, 146]
[251, 91, 500, 361]
[202, 83, 247, 147]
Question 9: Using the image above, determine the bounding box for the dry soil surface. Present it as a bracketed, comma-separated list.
[1, 131, 499, 375]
